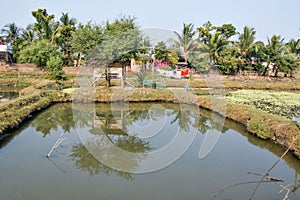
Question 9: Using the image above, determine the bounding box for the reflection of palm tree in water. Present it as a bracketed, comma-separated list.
[49, 103, 227, 179]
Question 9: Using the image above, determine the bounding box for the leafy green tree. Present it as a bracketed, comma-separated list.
[70, 21, 104, 66]
[135, 37, 151, 71]
[197, 22, 236, 74]
[104, 15, 138, 36]
[173, 23, 198, 63]
[55, 13, 77, 65]
[88, 29, 141, 87]
[168, 51, 179, 68]
[188, 50, 210, 72]
[215, 23, 237, 39]
[154, 41, 169, 62]
[197, 21, 214, 45]
[282, 54, 299, 77]
[18, 39, 60, 68]
[214, 45, 240, 75]
[248, 41, 269, 73]
[31, 8, 56, 41]
[99, 16, 140, 86]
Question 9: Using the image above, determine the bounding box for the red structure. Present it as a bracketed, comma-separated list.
[181, 68, 189, 76]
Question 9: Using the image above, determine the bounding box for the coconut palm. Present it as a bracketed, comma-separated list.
[201, 32, 229, 64]
[1, 22, 22, 45]
[266, 35, 285, 76]
[173, 23, 198, 63]
[235, 26, 256, 60]
[60, 12, 76, 27]
[284, 38, 300, 56]
[56, 13, 77, 65]
[21, 24, 35, 42]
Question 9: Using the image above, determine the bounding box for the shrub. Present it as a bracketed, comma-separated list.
[46, 56, 66, 80]
[18, 40, 61, 68]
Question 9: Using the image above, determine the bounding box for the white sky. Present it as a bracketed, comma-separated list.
[0, 0, 299, 43]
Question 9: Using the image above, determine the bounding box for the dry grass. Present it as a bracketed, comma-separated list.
[0, 91, 53, 134]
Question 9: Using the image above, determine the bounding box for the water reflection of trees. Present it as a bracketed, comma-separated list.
[31, 104, 76, 136]
[70, 144, 135, 180]
[26, 102, 300, 184]
[30, 103, 92, 136]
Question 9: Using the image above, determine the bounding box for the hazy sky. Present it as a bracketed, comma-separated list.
[1, 0, 299, 43]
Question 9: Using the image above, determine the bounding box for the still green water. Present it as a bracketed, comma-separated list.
[0, 103, 299, 200]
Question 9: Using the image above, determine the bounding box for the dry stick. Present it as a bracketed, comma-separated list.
[47, 132, 65, 157]
[209, 180, 276, 200]
[248, 172, 284, 182]
[249, 135, 299, 200]
[278, 183, 293, 200]
[210, 130, 300, 199]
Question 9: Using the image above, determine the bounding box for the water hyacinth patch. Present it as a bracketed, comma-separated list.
[226, 90, 300, 119]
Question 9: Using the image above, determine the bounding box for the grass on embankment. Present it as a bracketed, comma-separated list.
[0, 91, 53, 135]
[197, 95, 300, 158]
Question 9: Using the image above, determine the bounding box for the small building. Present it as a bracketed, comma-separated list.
[0, 45, 13, 64]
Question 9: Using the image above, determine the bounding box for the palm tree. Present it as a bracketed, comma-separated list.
[201, 32, 229, 64]
[235, 26, 256, 61]
[284, 38, 300, 56]
[59, 12, 76, 27]
[1, 22, 22, 45]
[21, 24, 35, 42]
[173, 23, 198, 63]
[56, 13, 77, 65]
[267, 35, 284, 52]
[266, 35, 285, 76]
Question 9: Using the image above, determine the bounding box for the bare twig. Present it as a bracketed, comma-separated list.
[249, 135, 299, 200]
[210, 128, 300, 200]
[209, 180, 275, 200]
[278, 183, 293, 200]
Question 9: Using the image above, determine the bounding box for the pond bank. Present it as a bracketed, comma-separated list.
[0, 87, 299, 159]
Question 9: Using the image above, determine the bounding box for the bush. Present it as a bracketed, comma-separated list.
[18, 40, 61, 68]
[46, 56, 66, 80]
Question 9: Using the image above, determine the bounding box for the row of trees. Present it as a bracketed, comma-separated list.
[167, 22, 300, 76]
[0, 9, 139, 80]
[1, 8, 299, 79]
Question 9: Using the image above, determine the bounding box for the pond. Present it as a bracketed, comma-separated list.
[0, 103, 299, 200]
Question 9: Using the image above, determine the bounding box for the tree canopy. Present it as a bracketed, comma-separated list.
[1, 8, 299, 78]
